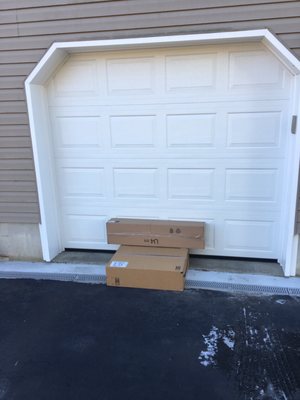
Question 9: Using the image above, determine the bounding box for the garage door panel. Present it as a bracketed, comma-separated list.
[110, 114, 157, 148]
[224, 219, 275, 255]
[57, 159, 283, 209]
[113, 168, 159, 199]
[62, 206, 217, 252]
[62, 206, 279, 256]
[63, 214, 107, 248]
[51, 100, 288, 160]
[225, 169, 278, 203]
[53, 59, 100, 97]
[228, 50, 287, 90]
[48, 45, 291, 106]
[60, 167, 106, 198]
[165, 53, 217, 93]
[106, 57, 156, 95]
[49, 44, 292, 258]
[167, 168, 215, 200]
[54, 115, 103, 148]
[166, 113, 216, 148]
[227, 111, 282, 148]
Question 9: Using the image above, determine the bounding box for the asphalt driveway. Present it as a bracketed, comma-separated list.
[0, 279, 299, 400]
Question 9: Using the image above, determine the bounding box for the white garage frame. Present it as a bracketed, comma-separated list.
[25, 29, 300, 276]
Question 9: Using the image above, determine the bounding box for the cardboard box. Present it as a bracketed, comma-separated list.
[106, 245, 189, 291]
[106, 218, 205, 249]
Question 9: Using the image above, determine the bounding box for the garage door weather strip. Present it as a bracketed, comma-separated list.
[0, 262, 299, 296]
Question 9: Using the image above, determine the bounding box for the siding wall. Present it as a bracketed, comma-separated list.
[0, 0, 300, 224]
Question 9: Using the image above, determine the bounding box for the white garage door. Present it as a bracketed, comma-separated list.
[47, 42, 293, 259]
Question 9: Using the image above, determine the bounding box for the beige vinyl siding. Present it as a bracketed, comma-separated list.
[0, 0, 299, 225]
[0, 159, 35, 169]
[3, 3, 300, 37]
[0, 192, 38, 202]
[0, 125, 30, 137]
[0, 89, 26, 101]
[0, 0, 296, 12]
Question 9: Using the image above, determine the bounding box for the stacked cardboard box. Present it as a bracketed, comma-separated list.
[106, 218, 205, 292]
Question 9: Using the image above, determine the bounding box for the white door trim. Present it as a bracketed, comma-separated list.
[25, 30, 300, 276]
[281, 76, 300, 276]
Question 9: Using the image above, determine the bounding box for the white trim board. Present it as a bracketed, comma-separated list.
[25, 29, 300, 276]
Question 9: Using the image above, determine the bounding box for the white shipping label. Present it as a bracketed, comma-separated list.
[110, 261, 128, 268]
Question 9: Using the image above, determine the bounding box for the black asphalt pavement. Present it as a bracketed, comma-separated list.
[0, 279, 299, 400]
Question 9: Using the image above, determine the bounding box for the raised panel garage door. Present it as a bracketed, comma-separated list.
[47, 42, 293, 258]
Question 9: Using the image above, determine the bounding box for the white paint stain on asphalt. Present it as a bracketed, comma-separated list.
[222, 328, 235, 350]
[198, 325, 235, 366]
[263, 328, 272, 347]
[198, 326, 219, 367]
[276, 299, 286, 305]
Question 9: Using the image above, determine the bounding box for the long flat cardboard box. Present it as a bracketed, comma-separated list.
[106, 218, 205, 249]
[106, 245, 189, 291]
